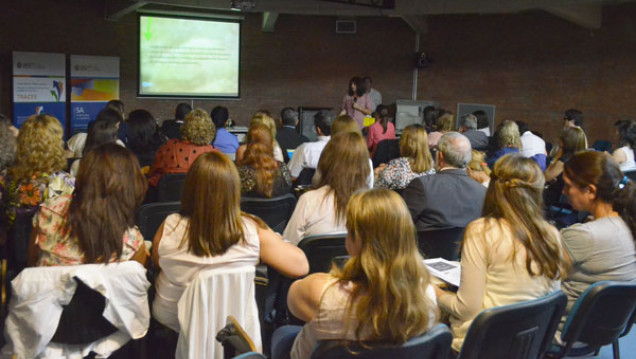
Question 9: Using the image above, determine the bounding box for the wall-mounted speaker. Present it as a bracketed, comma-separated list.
[336, 20, 356, 34]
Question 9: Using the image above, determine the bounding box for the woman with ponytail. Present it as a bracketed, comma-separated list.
[560, 151, 636, 311]
[366, 105, 396, 157]
[237, 124, 291, 198]
[436, 153, 568, 352]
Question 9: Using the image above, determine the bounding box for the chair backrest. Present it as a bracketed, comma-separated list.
[157, 173, 188, 202]
[372, 139, 401, 168]
[240, 194, 297, 233]
[297, 234, 348, 274]
[136, 201, 181, 241]
[560, 281, 636, 350]
[457, 290, 567, 359]
[295, 168, 316, 187]
[310, 323, 452, 359]
[592, 140, 612, 153]
[417, 227, 465, 261]
[176, 266, 261, 359]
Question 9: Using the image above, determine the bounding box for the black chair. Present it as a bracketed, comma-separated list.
[372, 139, 400, 168]
[548, 281, 636, 359]
[624, 170, 636, 182]
[417, 227, 465, 261]
[297, 234, 349, 275]
[157, 173, 187, 202]
[457, 290, 567, 359]
[136, 201, 181, 241]
[241, 193, 297, 233]
[310, 323, 452, 359]
[592, 140, 612, 152]
[294, 168, 316, 188]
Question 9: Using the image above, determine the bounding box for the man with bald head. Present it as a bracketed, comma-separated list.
[402, 132, 487, 231]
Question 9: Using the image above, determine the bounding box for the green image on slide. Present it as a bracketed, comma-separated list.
[139, 16, 240, 97]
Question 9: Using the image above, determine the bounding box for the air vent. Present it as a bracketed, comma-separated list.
[336, 20, 356, 34]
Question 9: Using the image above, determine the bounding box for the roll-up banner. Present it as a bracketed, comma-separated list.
[70, 55, 120, 135]
[12, 51, 66, 134]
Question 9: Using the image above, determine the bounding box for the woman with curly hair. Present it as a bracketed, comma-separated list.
[237, 124, 291, 198]
[148, 108, 217, 187]
[0, 114, 74, 231]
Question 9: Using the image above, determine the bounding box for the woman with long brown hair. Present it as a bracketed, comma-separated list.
[152, 151, 308, 332]
[237, 123, 292, 198]
[282, 132, 370, 245]
[272, 189, 438, 359]
[28, 143, 148, 266]
[436, 153, 568, 352]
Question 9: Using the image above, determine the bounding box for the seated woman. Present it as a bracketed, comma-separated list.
[0, 114, 74, 233]
[148, 109, 217, 187]
[428, 112, 454, 149]
[611, 119, 636, 173]
[486, 120, 521, 168]
[466, 150, 491, 188]
[236, 113, 285, 163]
[126, 109, 167, 170]
[366, 105, 396, 157]
[560, 151, 636, 314]
[543, 126, 587, 208]
[70, 108, 123, 176]
[237, 124, 292, 198]
[28, 144, 148, 266]
[374, 124, 435, 190]
[152, 151, 308, 332]
[436, 154, 568, 353]
[273, 189, 438, 359]
[283, 132, 370, 245]
[331, 114, 361, 135]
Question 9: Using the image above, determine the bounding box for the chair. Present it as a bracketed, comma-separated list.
[372, 139, 400, 168]
[297, 234, 349, 274]
[417, 227, 465, 261]
[157, 173, 188, 202]
[310, 323, 452, 359]
[136, 201, 181, 241]
[548, 281, 636, 359]
[217, 315, 259, 359]
[176, 266, 261, 359]
[294, 168, 316, 187]
[593, 140, 612, 152]
[457, 290, 567, 359]
[241, 193, 297, 233]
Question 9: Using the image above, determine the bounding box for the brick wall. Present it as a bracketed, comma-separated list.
[1, 0, 635, 145]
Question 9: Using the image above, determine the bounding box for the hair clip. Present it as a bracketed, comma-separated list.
[619, 176, 630, 190]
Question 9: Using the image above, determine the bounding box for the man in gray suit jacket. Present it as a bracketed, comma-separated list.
[402, 132, 487, 231]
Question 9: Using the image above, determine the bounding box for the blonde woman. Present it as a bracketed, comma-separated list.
[331, 114, 361, 136]
[0, 114, 74, 230]
[375, 125, 435, 190]
[428, 113, 454, 148]
[148, 108, 217, 187]
[486, 120, 521, 168]
[467, 150, 491, 187]
[272, 189, 438, 359]
[236, 113, 285, 163]
[436, 154, 568, 352]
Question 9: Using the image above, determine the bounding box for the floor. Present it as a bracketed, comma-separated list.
[563, 328, 636, 358]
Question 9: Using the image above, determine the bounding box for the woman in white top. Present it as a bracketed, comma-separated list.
[612, 119, 636, 172]
[273, 189, 438, 359]
[436, 154, 568, 352]
[152, 151, 308, 331]
[282, 132, 370, 245]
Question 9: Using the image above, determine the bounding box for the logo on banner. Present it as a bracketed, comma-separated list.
[51, 81, 63, 102]
[36, 106, 44, 115]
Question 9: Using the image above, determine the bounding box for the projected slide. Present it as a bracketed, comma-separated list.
[139, 15, 240, 98]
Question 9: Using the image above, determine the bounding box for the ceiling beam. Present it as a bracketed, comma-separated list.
[401, 15, 428, 35]
[262, 12, 279, 32]
[543, 3, 603, 29]
[106, 1, 149, 21]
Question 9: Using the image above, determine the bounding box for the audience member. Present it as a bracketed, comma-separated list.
[0, 114, 19, 137]
[106, 99, 129, 143]
[330, 114, 360, 136]
[66, 109, 125, 159]
[611, 119, 636, 172]
[560, 151, 636, 317]
[428, 113, 454, 149]
[274, 189, 437, 359]
[544, 127, 587, 207]
[423, 106, 440, 133]
[0, 114, 74, 232]
[237, 124, 292, 198]
[161, 102, 191, 140]
[459, 114, 488, 151]
[366, 104, 396, 157]
[340, 76, 374, 129]
[276, 107, 309, 162]
[474, 110, 491, 136]
[211, 106, 239, 155]
[0, 121, 17, 172]
[70, 108, 123, 176]
[126, 109, 167, 169]
[374, 125, 435, 190]
[237, 113, 285, 162]
[436, 154, 567, 352]
[466, 150, 491, 188]
[403, 132, 485, 231]
[363, 76, 382, 111]
[517, 120, 547, 171]
[287, 110, 333, 180]
[283, 132, 369, 245]
[29, 144, 147, 266]
[486, 120, 521, 168]
[148, 109, 216, 187]
[563, 108, 583, 129]
[152, 151, 308, 332]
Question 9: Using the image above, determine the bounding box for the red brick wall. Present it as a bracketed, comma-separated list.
[2, 0, 635, 145]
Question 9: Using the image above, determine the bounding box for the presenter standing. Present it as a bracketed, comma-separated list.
[340, 76, 374, 130]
